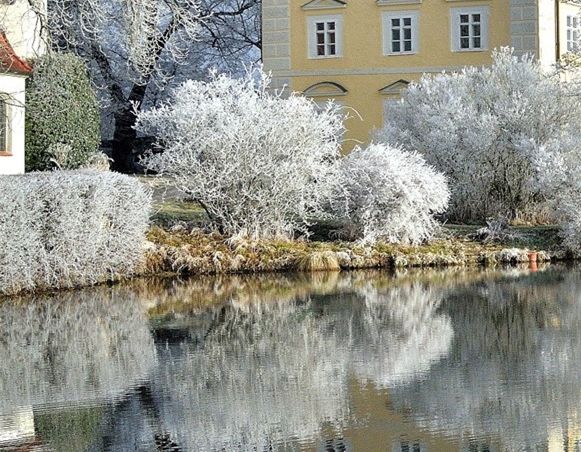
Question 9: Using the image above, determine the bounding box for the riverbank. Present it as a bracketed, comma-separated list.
[139, 215, 566, 276]
[137, 175, 568, 276]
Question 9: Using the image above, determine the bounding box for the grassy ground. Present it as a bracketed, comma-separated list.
[444, 223, 562, 251]
[138, 195, 567, 277]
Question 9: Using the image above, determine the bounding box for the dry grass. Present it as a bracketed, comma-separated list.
[295, 251, 341, 272]
[135, 189, 568, 276]
[138, 221, 567, 278]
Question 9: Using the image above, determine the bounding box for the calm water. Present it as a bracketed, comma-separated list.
[1, 265, 581, 451]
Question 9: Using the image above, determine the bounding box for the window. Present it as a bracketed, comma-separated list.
[567, 15, 580, 52]
[393, 440, 426, 452]
[382, 11, 419, 55]
[307, 15, 343, 58]
[0, 96, 8, 154]
[451, 7, 489, 52]
[316, 21, 337, 56]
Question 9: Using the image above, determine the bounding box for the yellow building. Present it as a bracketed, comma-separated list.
[262, 0, 581, 150]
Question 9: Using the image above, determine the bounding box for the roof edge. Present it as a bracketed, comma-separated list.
[0, 31, 33, 75]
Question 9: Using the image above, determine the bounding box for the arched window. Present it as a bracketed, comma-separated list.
[303, 81, 348, 110]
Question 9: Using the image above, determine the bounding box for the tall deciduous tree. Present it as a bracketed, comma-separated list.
[26, 0, 261, 173]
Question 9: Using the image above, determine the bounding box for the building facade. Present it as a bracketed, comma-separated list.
[0, 31, 32, 175]
[262, 0, 581, 150]
[0, 0, 43, 174]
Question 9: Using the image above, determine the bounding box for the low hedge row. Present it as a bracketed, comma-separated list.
[0, 171, 151, 294]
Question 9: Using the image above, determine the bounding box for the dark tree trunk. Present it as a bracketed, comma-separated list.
[111, 108, 137, 173]
[110, 84, 147, 173]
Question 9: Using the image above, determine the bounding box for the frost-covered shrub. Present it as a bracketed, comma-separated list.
[534, 146, 581, 253]
[377, 48, 581, 222]
[135, 69, 345, 239]
[0, 171, 151, 294]
[25, 53, 102, 171]
[330, 143, 449, 244]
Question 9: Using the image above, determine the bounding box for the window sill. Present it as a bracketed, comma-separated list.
[377, 0, 422, 5]
[452, 48, 487, 52]
[0, 152, 13, 156]
[308, 55, 343, 59]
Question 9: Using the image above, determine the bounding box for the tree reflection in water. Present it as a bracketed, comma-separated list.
[142, 273, 453, 451]
[6, 268, 574, 451]
[150, 290, 351, 451]
[347, 282, 453, 387]
[0, 287, 156, 411]
[389, 269, 581, 450]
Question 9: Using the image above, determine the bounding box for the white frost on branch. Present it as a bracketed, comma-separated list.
[136, 68, 346, 239]
[376, 47, 581, 222]
[331, 143, 450, 244]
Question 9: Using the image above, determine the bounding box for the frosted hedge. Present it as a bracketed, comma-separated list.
[0, 171, 151, 294]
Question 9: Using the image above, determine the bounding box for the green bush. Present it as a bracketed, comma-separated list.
[25, 52, 101, 171]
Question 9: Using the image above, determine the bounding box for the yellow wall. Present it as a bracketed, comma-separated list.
[286, 0, 511, 149]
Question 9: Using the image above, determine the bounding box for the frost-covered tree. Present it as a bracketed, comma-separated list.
[25, 0, 261, 173]
[196, 0, 261, 72]
[331, 143, 449, 244]
[136, 69, 345, 239]
[25, 52, 101, 171]
[377, 48, 581, 222]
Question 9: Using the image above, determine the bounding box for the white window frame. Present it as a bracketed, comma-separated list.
[450, 6, 489, 52]
[382, 10, 419, 55]
[0, 94, 10, 154]
[567, 14, 580, 52]
[307, 14, 344, 59]
[392, 440, 427, 452]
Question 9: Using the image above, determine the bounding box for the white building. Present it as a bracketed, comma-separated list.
[0, 32, 31, 174]
[0, 0, 43, 174]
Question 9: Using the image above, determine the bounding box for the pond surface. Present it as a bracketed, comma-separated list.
[1, 264, 581, 451]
